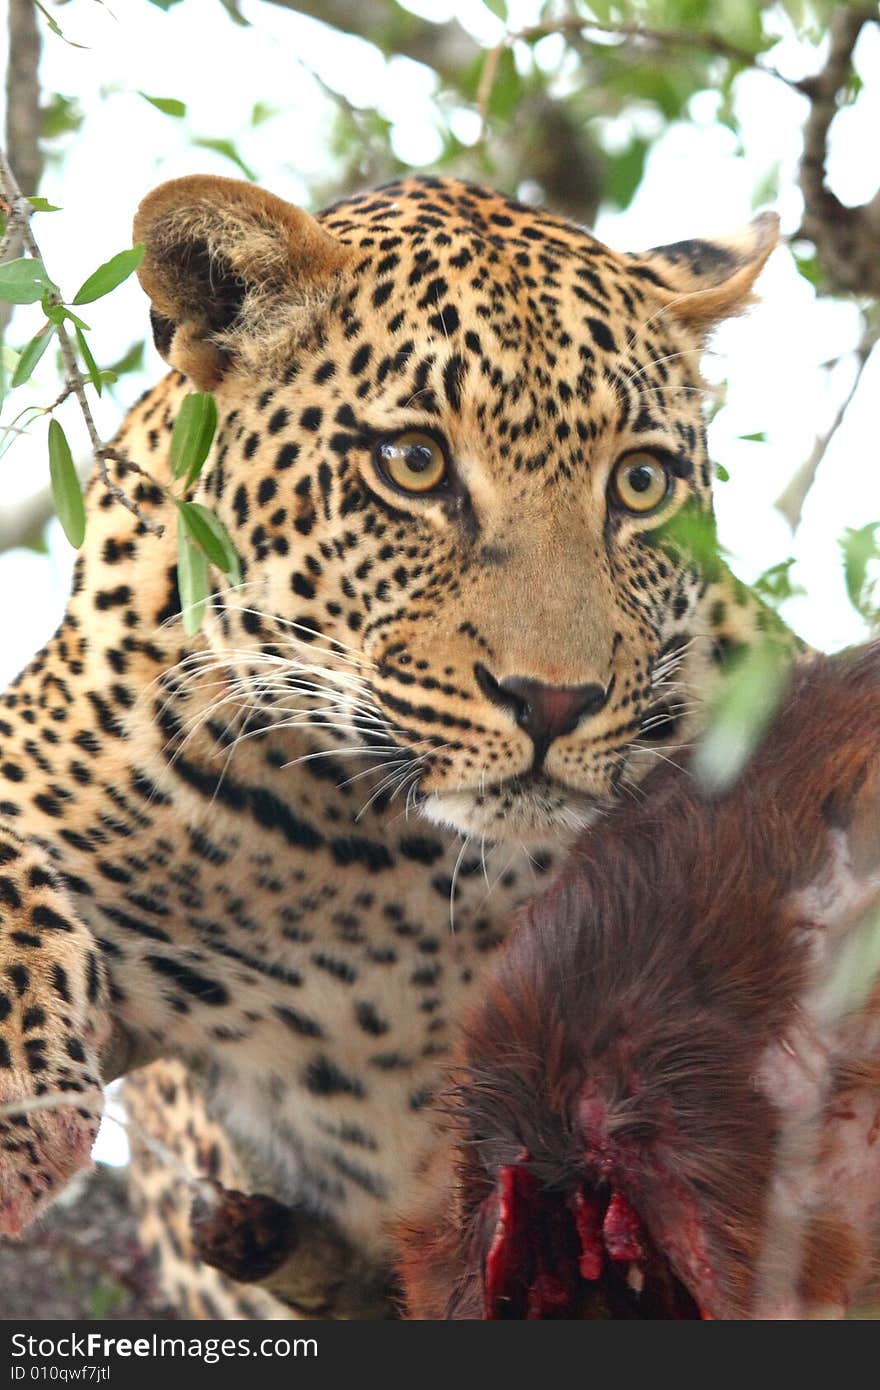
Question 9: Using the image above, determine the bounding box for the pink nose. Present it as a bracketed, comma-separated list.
[475, 664, 610, 755]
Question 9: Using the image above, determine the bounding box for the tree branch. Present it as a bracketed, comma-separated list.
[775, 315, 880, 532]
[258, 0, 480, 86]
[796, 6, 880, 297]
[2, 0, 43, 337]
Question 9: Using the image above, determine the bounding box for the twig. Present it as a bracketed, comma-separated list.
[0, 145, 167, 538]
[99, 444, 167, 487]
[520, 16, 766, 67]
[775, 316, 880, 532]
[475, 42, 506, 131]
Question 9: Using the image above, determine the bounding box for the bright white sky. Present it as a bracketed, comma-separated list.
[0, 2, 878, 1163]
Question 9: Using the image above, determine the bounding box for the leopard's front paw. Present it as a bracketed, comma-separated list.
[0, 1060, 104, 1237]
[0, 826, 111, 1235]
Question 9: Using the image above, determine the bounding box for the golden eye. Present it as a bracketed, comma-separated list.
[612, 453, 670, 514]
[375, 431, 447, 494]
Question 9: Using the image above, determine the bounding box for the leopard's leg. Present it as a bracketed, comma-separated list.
[190, 1182, 397, 1318]
[0, 821, 110, 1235]
[126, 1062, 395, 1319]
[125, 1061, 293, 1319]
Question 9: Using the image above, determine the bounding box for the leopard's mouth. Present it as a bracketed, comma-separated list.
[418, 770, 608, 845]
[369, 678, 689, 843]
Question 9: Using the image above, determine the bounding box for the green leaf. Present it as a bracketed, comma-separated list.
[0, 258, 52, 305]
[72, 244, 146, 305]
[27, 196, 61, 213]
[57, 306, 90, 331]
[11, 324, 55, 387]
[482, 0, 507, 17]
[218, 0, 249, 24]
[604, 61, 697, 122]
[485, 48, 522, 122]
[105, 340, 146, 379]
[459, 53, 487, 103]
[604, 138, 649, 211]
[250, 101, 278, 126]
[139, 92, 187, 118]
[693, 638, 792, 794]
[738, 431, 767, 443]
[651, 502, 725, 580]
[169, 392, 218, 486]
[175, 498, 235, 575]
[33, 0, 87, 47]
[176, 510, 210, 636]
[792, 249, 822, 290]
[842, 71, 863, 106]
[192, 137, 257, 182]
[716, 463, 730, 482]
[43, 290, 89, 330]
[751, 556, 803, 608]
[187, 503, 241, 584]
[48, 419, 86, 549]
[75, 326, 103, 396]
[751, 160, 781, 211]
[40, 93, 84, 139]
[840, 522, 880, 623]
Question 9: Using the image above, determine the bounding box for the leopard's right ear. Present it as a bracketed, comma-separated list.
[133, 175, 353, 389]
[625, 212, 780, 328]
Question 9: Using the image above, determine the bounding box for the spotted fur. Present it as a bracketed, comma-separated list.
[0, 174, 782, 1315]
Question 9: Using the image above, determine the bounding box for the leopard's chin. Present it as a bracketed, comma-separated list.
[419, 772, 607, 846]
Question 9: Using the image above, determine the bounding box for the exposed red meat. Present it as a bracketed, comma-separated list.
[483, 1163, 700, 1319]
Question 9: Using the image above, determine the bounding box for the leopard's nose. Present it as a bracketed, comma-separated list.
[475, 664, 610, 755]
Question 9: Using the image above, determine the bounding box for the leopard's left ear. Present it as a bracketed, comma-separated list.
[133, 175, 353, 389]
[626, 212, 780, 327]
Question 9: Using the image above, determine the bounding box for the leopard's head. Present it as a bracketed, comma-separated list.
[135, 174, 777, 843]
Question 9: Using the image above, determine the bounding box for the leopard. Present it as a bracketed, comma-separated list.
[0, 171, 787, 1318]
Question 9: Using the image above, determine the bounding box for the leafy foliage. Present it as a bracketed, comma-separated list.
[72, 245, 145, 306]
[47, 418, 85, 549]
[693, 636, 793, 793]
[840, 523, 880, 628]
[169, 392, 218, 487]
[751, 557, 804, 610]
[0, 258, 55, 304]
[139, 93, 187, 118]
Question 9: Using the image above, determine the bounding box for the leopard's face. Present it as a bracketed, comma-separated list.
[136, 175, 777, 843]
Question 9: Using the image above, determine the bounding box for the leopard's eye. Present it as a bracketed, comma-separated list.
[611, 453, 670, 514]
[375, 431, 447, 494]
